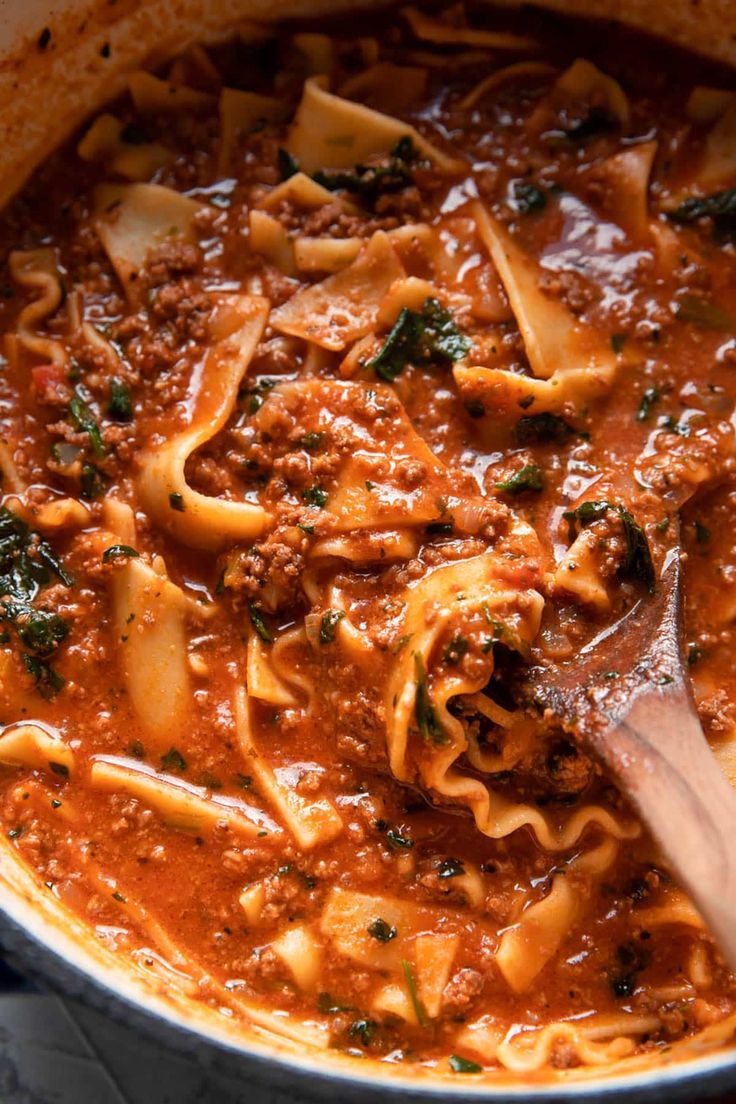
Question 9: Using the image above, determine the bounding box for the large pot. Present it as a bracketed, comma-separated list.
[0, 2, 735, 1100]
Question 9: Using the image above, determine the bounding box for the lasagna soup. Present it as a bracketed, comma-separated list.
[1, 2, 736, 1080]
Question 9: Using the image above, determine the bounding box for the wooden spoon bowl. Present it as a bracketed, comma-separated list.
[520, 534, 736, 970]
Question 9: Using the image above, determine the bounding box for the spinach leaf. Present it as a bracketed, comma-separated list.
[367, 918, 397, 942]
[637, 387, 659, 422]
[385, 827, 414, 849]
[563, 500, 655, 594]
[669, 187, 736, 242]
[513, 180, 547, 214]
[80, 463, 108, 500]
[313, 137, 423, 206]
[298, 431, 325, 452]
[609, 940, 650, 999]
[401, 960, 428, 1028]
[102, 545, 140, 563]
[563, 106, 619, 142]
[314, 162, 413, 203]
[0, 507, 72, 689]
[369, 298, 470, 382]
[319, 609, 345, 644]
[0, 506, 72, 598]
[414, 652, 445, 744]
[438, 857, 465, 878]
[496, 464, 544, 494]
[249, 603, 273, 644]
[393, 136, 420, 162]
[302, 485, 328, 508]
[160, 747, 186, 773]
[108, 378, 132, 421]
[348, 1019, 377, 1046]
[449, 1055, 483, 1074]
[7, 605, 69, 656]
[240, 377, 276, 415]
[277, 148, 299, 181]
[22, 654, 65, 698]
[514, 413, 574, 445]
[69, 393, 105, 459]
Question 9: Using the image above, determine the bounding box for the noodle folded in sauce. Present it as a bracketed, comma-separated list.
[2, 2, 736, 1080]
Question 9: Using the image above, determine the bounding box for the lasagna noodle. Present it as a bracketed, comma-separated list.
[320, 886, 460, 1022]
[0, 722, 75, 776]
[257, 171, 360, 215]
[0, 441, 22, 493]
[103, 499, 208, 747]
[458, 1014, 661, 1072]
[495, 836, 618, 993]
[90, 757, 280, 839]
[128, 71, 216, 114]
[246, 623, 316, 712]
[93, 182, 207, 304]
[67, 290, 131, 376]
[549, 58, 631, 129]
[234, 687, 343, 850]
[249, 210, 297, 276]
[249, 377, 469, 536]
[137, 294, 270, 551]
[460, 61, 558, 109]
[8, 248, 67, 365]
[285, 76, 465, 174]
[685, 93, 736, 192]
[77, 114, 173, 181]
[270, 231, 405, 351]
[218, 87, 288, 173]
[385, 554, 637, 848]
[457, 201, 617, 416]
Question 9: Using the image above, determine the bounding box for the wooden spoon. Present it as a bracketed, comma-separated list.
[519, 525, 736, 971]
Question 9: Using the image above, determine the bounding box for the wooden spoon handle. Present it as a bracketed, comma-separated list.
[608, 691, 736, 970]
